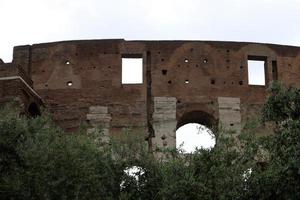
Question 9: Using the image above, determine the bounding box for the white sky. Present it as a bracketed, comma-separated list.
[1, 0, 299, 150]
[248, 60, 265, 85]
[176, 123, 215, 153]
[1, 0, 300, 62]
[122, 58, 143, 84]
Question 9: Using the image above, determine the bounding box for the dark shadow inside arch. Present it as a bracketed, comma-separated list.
[28, 103, 41, 118]
[177, 110, 217, 131]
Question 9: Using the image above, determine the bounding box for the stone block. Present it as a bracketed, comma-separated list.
[86, 113, 111, 122]
[218, 97, 241, 133]
[89, 106, 108, 114]
[219, 110, 241, 123]
[153, 113, 176, 121]
[218, 97, 241, 110]
[154, 97, 176, 108]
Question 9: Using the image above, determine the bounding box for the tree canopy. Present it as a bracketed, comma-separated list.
[1, 83, 300, 199]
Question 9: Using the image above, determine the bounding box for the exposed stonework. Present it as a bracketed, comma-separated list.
[0, 62, 43, 116]
[152, 97, 177, 149]
[86, 106, 111, 143]
[1, 39, 300, 151]
[218, 97, 241, 133]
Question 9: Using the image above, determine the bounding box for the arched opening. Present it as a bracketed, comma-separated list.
[28, 103, 41, 118]
[176, 123, 215, 153]
[176, 111, 217, 153]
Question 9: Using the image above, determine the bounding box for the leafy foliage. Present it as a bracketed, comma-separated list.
[1, 83, 300, 199]
[0, 105, 118, 200]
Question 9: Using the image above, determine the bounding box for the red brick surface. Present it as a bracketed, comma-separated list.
[1, 40, 300, 136]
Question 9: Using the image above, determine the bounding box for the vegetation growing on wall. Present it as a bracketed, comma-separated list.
[1, 83, 300, 199]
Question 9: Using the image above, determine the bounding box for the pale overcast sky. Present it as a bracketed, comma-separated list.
[177, 124, 215, 153]
[1, 0, 300, 62]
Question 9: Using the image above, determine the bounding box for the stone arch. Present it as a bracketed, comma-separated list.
[176, 101, 218, 130]
[239, 43, 277, 59]
[176, 110, 217, 152]
[239, 43, 278, 87]
[176, 110, 217, 130]
[28, 102, 41, 117]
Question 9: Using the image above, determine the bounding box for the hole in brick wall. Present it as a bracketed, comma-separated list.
[247, 59, 266, 86]
[177, 100, 181, 104]
[108, 66, 111, 69]
[196, 64, 199, 67]
[176, 123, 215, 153]
[239, 81, 243, 85]
[185, 80, 189, 84]
[272, 60, 278, 81]
[45, 84, 48, 87]
[226, 59, 230, 63]
[161, 58, 164, 62]
[190, 48, 194, 52]
[158, 51, 161, 54]
[28, 103, 41, 118]
[162, 140, 168, 146]
[65, 60, 70, 65]
[184, 58, 189, 63]
[230, 123, 234, 126]
[223, 81, 226, 84]
[177, 64, 181, 67]
[227, 66, 230, 69]
[231, 82, 234, 84]
[240, 66, 243, 69]
[227, 49, 230, 53]
[122, 58, 143, 84]
[67, 81, 73, 86]
[162, 69, 168, 75]
[168, 80, 172, 84]
[211, 79, 215, 85]
[203, 59, 208, 63]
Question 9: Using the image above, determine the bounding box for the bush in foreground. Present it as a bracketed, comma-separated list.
[1, 83, 300, 199]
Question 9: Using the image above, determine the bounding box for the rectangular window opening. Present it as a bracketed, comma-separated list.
[122, 57, 143, 84]
[247, 57, 266, 86]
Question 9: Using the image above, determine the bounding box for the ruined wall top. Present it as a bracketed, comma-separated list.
[1, 39, 300, 132]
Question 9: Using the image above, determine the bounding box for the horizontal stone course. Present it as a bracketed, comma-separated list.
[89, 106, 108, 114]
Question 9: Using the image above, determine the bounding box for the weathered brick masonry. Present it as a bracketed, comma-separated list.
[1, 40, 300, 150]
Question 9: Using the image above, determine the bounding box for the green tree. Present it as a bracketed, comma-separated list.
[244, 83, 300, 199]
[0, 105, 119, 200]
[1, 82, 300, 199]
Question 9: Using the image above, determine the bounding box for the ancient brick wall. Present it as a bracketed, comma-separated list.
[0, 62, 43, 116]
[1, 39, 300, 149]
